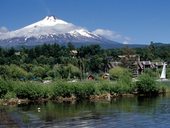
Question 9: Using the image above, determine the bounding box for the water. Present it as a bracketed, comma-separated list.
[1, 95, 170, 128]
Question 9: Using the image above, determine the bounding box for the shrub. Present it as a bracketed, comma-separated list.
[32, 66, 47, 78]
[15, 82, 44, 100]
[67, 64, 81, 79]
[135, 74, 159, 95]
[109, 67, 132, 81]
[74, 81, 98, 99]
[110, 81, 133, 94]
[52, 81, 75, 98]
[109, 72, 133, 94]
[4, 91, 16, 99]
[8, 64, 28, 80]
[0, 79, 12, 98]
[0, 65, 11, 79]
[97, 81, 112, 94]
[144, 68, 159, 78]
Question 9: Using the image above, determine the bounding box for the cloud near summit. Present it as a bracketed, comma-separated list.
[0, 26, 9, 34]
[92, 29, 132, 44]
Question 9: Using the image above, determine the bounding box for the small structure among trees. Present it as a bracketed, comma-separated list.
[107, 53, 164, 78]
[87, 74, 95, 80]
[102, 73, 110, 80]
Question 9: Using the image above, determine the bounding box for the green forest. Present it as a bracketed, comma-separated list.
[0, 42, 170, 81]
[0, 42, 170, 101]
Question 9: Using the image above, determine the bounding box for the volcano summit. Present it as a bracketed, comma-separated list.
[0, 16, 121, 48]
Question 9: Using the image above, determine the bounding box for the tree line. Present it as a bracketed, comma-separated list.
[0, 42, 170, 80]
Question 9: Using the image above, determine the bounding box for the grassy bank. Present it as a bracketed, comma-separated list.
[0, 80, 130, 100]
[0, 74, 167, 104]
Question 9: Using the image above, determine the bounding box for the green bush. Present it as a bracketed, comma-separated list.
[0, 79, 12, 98]
[144, 68, 159, 78]
[74, 81, 98, 99]
[0, 65, 11, 79]
[4, 91, 16, 99]
[110, 82, 133, 94]
[15, 82, 44, 100]
[108, 72, 133, 94]
[97, 81, 112, 94]
[32, 66, 48, 79]
[67, 64, 81, 79]
[135, 74, 159, 95]
[109, 67, 132, 81]
[52, 81, 75, 98]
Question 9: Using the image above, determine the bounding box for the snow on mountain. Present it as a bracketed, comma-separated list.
[24, 16, 69, 28]
[0, 16, 78, 39]
[68, 29, 101, 38]
[0, 16, 122, 48]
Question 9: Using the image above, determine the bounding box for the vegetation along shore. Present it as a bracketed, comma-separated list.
[0, 42, 170, 105]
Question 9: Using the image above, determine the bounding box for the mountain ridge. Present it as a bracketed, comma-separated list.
[0, 16, 123, 48]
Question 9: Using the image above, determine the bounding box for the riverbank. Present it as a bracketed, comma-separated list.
[0, 92, 167, 106]
[0, 76, 168, 105]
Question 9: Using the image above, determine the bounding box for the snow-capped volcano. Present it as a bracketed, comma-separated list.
[0, 16, 121, 48]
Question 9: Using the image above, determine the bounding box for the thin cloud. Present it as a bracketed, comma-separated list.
[0, 26, 8, 33]
[39, 0, 52, 15]
[93, 29, 132, 44]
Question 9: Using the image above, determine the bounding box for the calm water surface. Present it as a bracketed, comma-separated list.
[1, 95, 170, 128]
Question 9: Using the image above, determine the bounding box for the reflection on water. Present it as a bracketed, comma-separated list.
[1, 95, 170, 128]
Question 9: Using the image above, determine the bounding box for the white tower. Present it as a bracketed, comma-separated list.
[160, 63, 167, 79]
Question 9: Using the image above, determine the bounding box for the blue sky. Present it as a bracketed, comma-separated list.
[0, 0, 170, 44]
